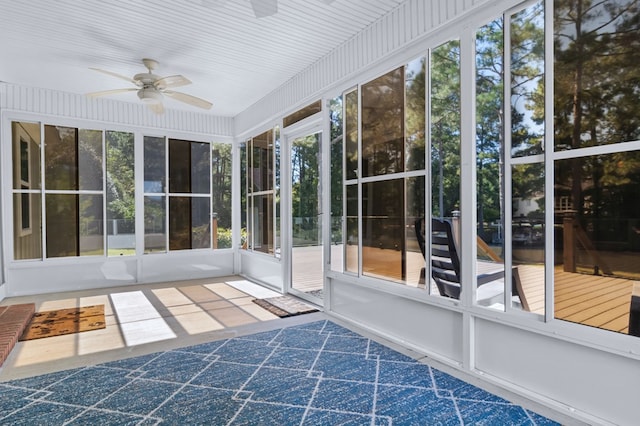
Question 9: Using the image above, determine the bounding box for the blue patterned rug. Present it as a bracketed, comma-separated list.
[0, 320, 558, 425]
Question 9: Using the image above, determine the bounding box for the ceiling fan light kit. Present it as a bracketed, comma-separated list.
[87, 58, 212, 114]
[137, 88, 163, 104]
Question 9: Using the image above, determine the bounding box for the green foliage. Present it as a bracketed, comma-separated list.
[291, 134, 320, 221]
[329, 96, 344, 239]
[554, 0, 640, 224]
[211, 143, 232, 229]
[216, 227, 233, 248]
[106, 131, 135, 222]
[431, 40, 461, 217]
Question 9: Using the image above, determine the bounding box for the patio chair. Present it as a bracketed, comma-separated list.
[416, 217, 526, 308]
[629, 283, 640, 337]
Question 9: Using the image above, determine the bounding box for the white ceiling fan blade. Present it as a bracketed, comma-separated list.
[155, 74, 192, 90]
[320, 0, 335, 4]
[86, 88, 137, 98]
[147, 102, 165, 114]
[250, 0, 277, 18]
[164, 90, 212, 110]
[89, 67, 139, 85]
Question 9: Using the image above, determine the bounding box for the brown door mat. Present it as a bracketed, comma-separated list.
[20, 305, 106, 341]
[252, 296, 319, 318]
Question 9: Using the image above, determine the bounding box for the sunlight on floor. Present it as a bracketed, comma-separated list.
[111, 291, 177, 346]
[1, 278, 284, 375]
[152, 286, 226, 335]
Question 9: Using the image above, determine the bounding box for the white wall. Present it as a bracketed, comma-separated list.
[239, 250, 284, 293]
[475, 319, 640, 425]
[328, 275, 640, 425]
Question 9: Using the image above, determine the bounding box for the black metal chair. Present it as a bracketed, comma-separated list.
[629, 283, 640, 337]
[415, 217, 524, 305]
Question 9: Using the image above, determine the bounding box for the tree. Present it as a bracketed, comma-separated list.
[554, 0, 640, 224]
[476, 18, 504, 237]
[106, 131, 135, 233]
[291, 134, 320, 245]
[329, 96, 344, 243]
[431, 40, 461, 218]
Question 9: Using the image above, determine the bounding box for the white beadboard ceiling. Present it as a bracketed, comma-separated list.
[0, 0, 406, 117]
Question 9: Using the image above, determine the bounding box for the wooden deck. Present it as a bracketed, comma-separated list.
[291, 245, 637, 335]
[554, 268, 635, 334]
[291, 245, 324, 293]
[517, 264, 545, 315]
[468, 263, 636, 334]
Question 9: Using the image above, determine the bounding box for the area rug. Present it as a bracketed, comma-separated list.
[252, 296, 319, 318]
[19, 305, 106, 341]
[0, 320, 559, 425]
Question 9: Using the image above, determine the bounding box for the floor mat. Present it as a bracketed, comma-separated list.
[252, 295, 319, 317]
[1, 320, 559, 425]
[19, 305, 106, 341]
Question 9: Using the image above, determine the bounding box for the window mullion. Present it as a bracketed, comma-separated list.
[459, 27, 478, 309]
[503, 11, 514, 312]
[544, 0, 555, 323]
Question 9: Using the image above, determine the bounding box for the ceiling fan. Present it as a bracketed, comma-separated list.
[87, 58, 212, 114]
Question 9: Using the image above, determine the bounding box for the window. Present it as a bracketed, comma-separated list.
[169, 139, 210, 251]
[44, 126, 104, 258]
[106, 131, 135, 256]
[336, 61, 428, 286]
[360, 67, 406, 282]
[12, 121, 42, 259]
[330, 94, 344, 272]
[12, 122, 139, 260]
[241, 128, 279, 256]
[344, 89, 359, 274]
[283, 100, 322, 128]
[553, 0, 640, 336]
[143, 136, 212, 252]
[11, 122, 223, 260]
[430, 39, 462, 298]
[144, 136, 166, 253]
[211, 143, 233, 249]
[472, 3, 546, 312]
[475, 17, 506, 305]
[362, 67, 405, 178]
[509, 2, 546, 314]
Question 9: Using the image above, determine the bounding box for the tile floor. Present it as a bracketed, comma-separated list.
[1, 320, 562, 425]
[0, 276, 582, 425]
[0, 275, 315, 381]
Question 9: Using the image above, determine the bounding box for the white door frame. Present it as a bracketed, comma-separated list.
[282, 118, 324, 303]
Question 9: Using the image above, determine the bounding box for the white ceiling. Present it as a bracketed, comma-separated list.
[0, 0, 406, 116]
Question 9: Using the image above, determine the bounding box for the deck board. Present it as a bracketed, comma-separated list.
[554, 269, 634, 334]
[291, 245, 637, 335]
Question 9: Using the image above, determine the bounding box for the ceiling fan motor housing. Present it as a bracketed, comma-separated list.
[137, 87, 163, 104]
